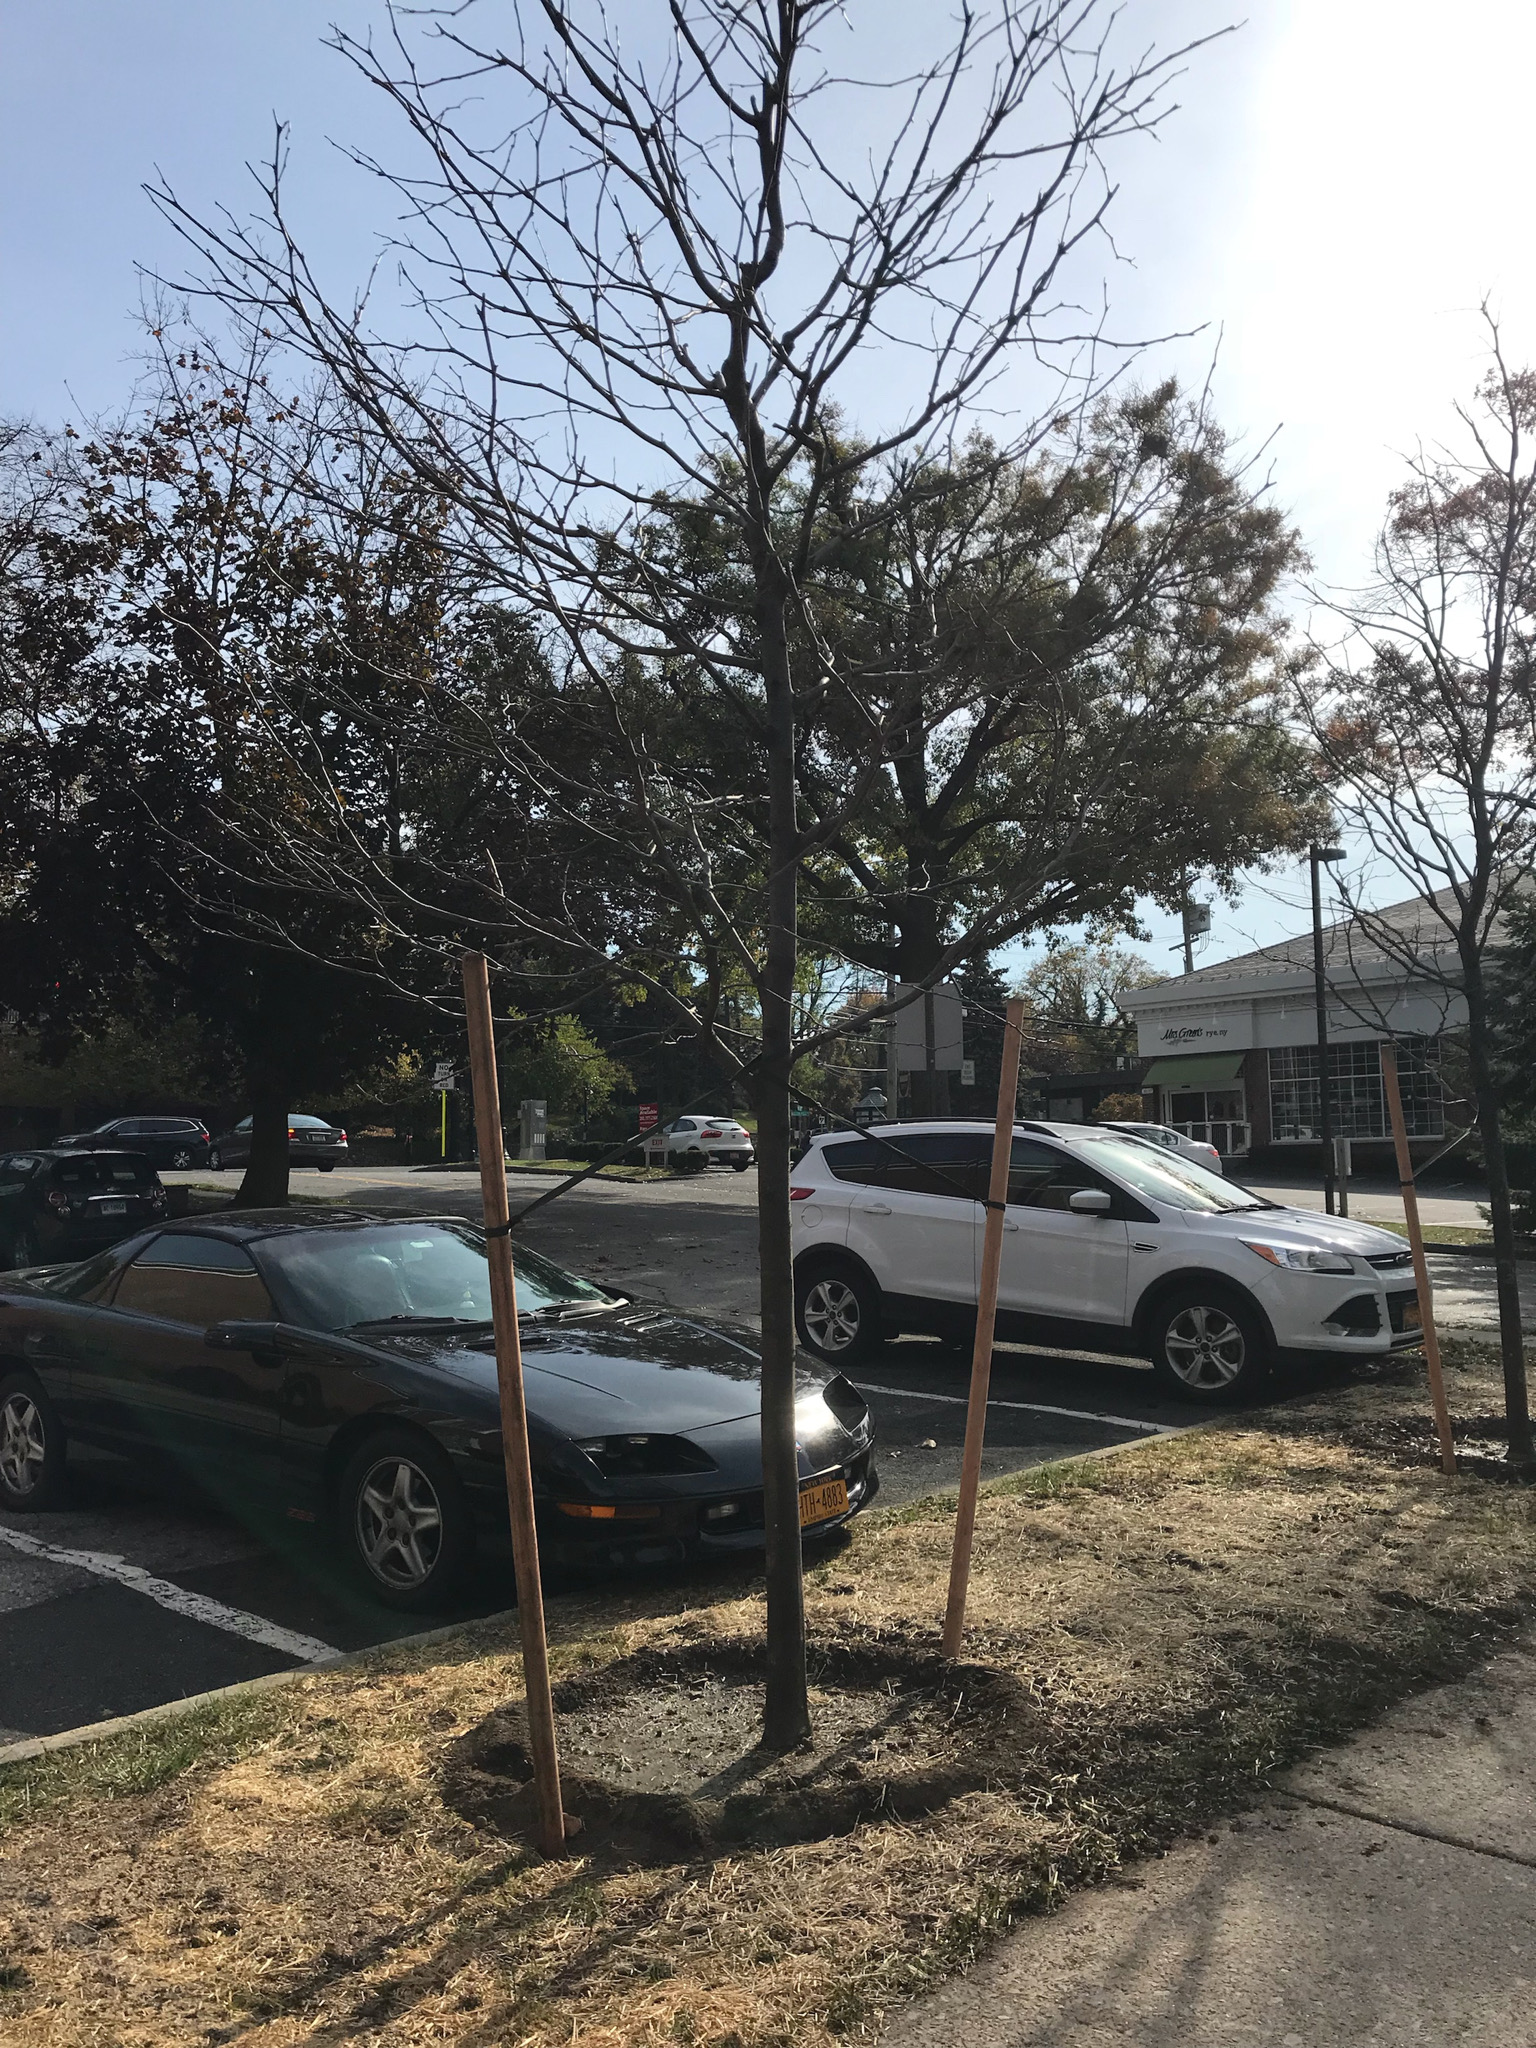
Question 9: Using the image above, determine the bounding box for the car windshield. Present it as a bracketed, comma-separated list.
[257, 1221, 622, 1330]
[1066, 1133, 1273, 1214]
[50, 1156, 156, 1188]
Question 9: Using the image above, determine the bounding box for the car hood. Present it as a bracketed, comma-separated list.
[1171, 1206, 1409, 1258]
[362, 1305, 820, 1437]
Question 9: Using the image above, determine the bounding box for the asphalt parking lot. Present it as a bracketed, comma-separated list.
[0, 1162, 1513, 1750]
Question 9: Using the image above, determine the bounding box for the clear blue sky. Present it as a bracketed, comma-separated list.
[6, 2, 1531, 977]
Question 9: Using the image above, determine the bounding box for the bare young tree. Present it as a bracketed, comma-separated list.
[154, 0, 1233, 1745]
[1302, 316, 1536, 1471]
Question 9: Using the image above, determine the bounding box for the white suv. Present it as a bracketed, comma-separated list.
[665, 1116, 755, 1171]
[790, 1120, 1422, 1404]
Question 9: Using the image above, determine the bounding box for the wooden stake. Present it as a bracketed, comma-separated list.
[1381, 1044, 1456, 1476]
[943, 997, 1026, 1659]
[461, 951, 568, 1853]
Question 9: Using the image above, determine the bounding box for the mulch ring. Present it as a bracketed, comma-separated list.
[1332, 1408, 1536, 1482]
[441, 1635, 1038, 1862]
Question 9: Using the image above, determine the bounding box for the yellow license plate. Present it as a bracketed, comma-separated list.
[1404, 1300, 1422, 1330]
[799, 1477, 849, 1527]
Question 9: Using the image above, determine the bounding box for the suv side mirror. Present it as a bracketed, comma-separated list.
[205, 1319, 283, 1355]
[1068, 1188, 1113, 1216]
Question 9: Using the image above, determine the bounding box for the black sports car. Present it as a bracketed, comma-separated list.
[0, 1211, 877, 1609]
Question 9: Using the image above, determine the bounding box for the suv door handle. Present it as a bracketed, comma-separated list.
[860, 1201, 892, 1215]
[1002, 1218, 1020, 1232]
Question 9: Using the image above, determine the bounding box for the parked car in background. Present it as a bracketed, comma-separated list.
[789, 1119, 1420, 1405]
[664, 1116, 755, 1170]
[0, 1150, 168, 1268]
[1100, 1119, 1224, 1175]
[54, 1116, 211, 1171]
[208, 1114, 349, 1172]
[0, 1212, 877, 1606]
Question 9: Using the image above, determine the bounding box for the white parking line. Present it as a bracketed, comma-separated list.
[852, 1381, 1180, 1436]
[0, 1525, 337, 1663]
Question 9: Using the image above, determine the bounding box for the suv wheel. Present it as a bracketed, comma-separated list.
[0, 1372, 67, 1510]
[170, 1147, 196, 1170]
[208, 1148, 224, 1170]
[1147, 1285, 1270, 1404]
[795, 1261, 882, 1365]
[337, 1429, 473, 1611]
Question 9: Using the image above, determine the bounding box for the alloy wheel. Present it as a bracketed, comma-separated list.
[1164, 1304, 1246, 1390]
[802, 1277, 861, 1354]
[355, 1454, 445, 1590]
[0, 1391, 48, 1498]
[171, 1148, 195, 1169]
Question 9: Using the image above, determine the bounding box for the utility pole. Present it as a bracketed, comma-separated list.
[1311, 843, 1346, 1216]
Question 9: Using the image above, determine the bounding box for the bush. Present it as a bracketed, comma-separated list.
[1091, 1091, 1147, 1123]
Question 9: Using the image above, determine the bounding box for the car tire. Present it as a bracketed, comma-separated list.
[337, 1429, 474, 1611]
[316, 1163, 336, 1173]
[208, 1148, 224, 1170]
[795, 1259, 883, 1366]
[0, 1371, 67, 1511]
[1146, 1283, 1271, 1404]
[169, 1148, 196, 1170]
[6, 1225, 41, 1270]
[733, 1160, 751, 1172]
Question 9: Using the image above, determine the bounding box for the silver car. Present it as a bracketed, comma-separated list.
[207, 1113, 350, 1173]
[1100, 1120, 1224, 1175]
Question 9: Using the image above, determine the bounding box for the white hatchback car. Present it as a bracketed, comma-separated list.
[665, 1116, 755, 1170]
[790, 1120, 1422, 1403]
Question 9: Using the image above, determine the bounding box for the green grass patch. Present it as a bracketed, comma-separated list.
[0, 1688, 290, 1832]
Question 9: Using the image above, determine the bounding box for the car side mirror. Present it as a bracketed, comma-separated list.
[1068, 1188, 1113, 1216]
[205, 1319, 283, 1356]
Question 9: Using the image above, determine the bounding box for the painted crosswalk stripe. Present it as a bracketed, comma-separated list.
[851, 1381, 1180, 1436]
[0, 1524, 338, 1663]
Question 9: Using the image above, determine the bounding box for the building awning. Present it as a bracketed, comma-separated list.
[1141, 1051, 1246, 1089]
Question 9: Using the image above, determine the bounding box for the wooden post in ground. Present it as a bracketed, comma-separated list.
[461, 951, 567, 1853]
[943, 997, 1026, 1659]
[1381, 1043, 1456, 1477]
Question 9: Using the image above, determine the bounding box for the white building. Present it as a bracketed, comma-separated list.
[1117, 891, 1472, 1163]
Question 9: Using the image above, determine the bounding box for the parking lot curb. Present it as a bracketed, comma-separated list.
[0, 1422, 1216, 1776]
[0, 1608, 518, 1772]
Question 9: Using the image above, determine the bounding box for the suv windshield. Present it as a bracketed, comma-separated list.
[1066, 1134, 1272, 1214]
[257, 1222, 621, 1330]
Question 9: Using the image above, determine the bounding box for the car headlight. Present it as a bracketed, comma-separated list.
[794, 1393, 843, 1441]
[1242, 1241, 1356, 1274]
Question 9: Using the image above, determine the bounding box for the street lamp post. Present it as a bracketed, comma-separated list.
[1310, 844, 1346, 1215]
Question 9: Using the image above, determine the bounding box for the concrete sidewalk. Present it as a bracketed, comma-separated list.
[883, 1642, 1536, 2047]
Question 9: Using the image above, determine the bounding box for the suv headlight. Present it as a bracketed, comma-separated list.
[1242, 1241, 1355, 1274]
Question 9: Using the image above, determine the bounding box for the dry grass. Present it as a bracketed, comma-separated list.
[3, 1341, 1535, 2047]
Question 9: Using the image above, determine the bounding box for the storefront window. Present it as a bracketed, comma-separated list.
[1268, 1039, 1443, 1140]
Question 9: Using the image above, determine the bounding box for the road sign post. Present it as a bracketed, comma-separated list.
[460, 953, 567, 1853]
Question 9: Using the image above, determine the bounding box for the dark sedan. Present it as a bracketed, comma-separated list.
[208, 1114, 349, 1173]
[54, 1116, 212, 1171]
[0, 1212, 877, 1610]
[0, 1150, 169, 1269]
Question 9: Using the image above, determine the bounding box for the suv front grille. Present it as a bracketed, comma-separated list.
[1365, 1249, 1413, 1270]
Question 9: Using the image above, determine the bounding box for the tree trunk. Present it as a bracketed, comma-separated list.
[896, 902, 952, 1120]
[234, 1079, 292, 1208]
[755, 586, 810, 1753]
[1464, 966, 1534, 1469]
